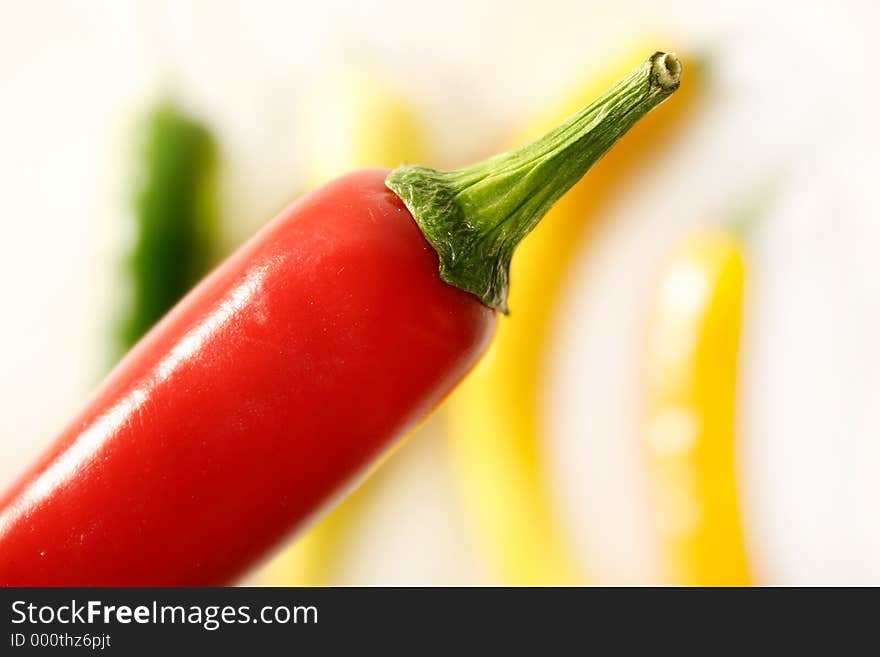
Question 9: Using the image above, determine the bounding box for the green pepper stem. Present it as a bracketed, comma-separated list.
[386, 51, 682, 312]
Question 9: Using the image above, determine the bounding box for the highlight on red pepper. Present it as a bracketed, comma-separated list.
[0, 52, 682, 585]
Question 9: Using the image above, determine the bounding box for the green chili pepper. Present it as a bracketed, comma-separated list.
[112, 100, 218, 363]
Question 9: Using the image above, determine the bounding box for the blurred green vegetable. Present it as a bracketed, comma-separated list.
[113, 100, 218, 362]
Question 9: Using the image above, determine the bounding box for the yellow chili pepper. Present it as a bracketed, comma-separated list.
[446, 43, 701, 585]
[644, 228, 750, 586]
[257, 67, 427, 586]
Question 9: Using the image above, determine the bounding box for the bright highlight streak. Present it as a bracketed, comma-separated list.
[0, 266, 267, 538]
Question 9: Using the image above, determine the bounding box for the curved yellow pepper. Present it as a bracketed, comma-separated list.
[257, 67, 427, 586]
[644, 228, 750, 586]
[446, 43, 701, 585]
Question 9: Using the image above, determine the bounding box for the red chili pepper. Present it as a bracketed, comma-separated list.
[0, 53, 681, 585]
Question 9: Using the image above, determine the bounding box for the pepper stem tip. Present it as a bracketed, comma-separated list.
[653, 52, 682, 90]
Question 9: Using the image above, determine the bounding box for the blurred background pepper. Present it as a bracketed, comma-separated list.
[112, 100, 218, 366]
[644, 226, 750, 586]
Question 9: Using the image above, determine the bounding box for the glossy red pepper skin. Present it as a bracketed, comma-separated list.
[0, 169, 496, 586]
